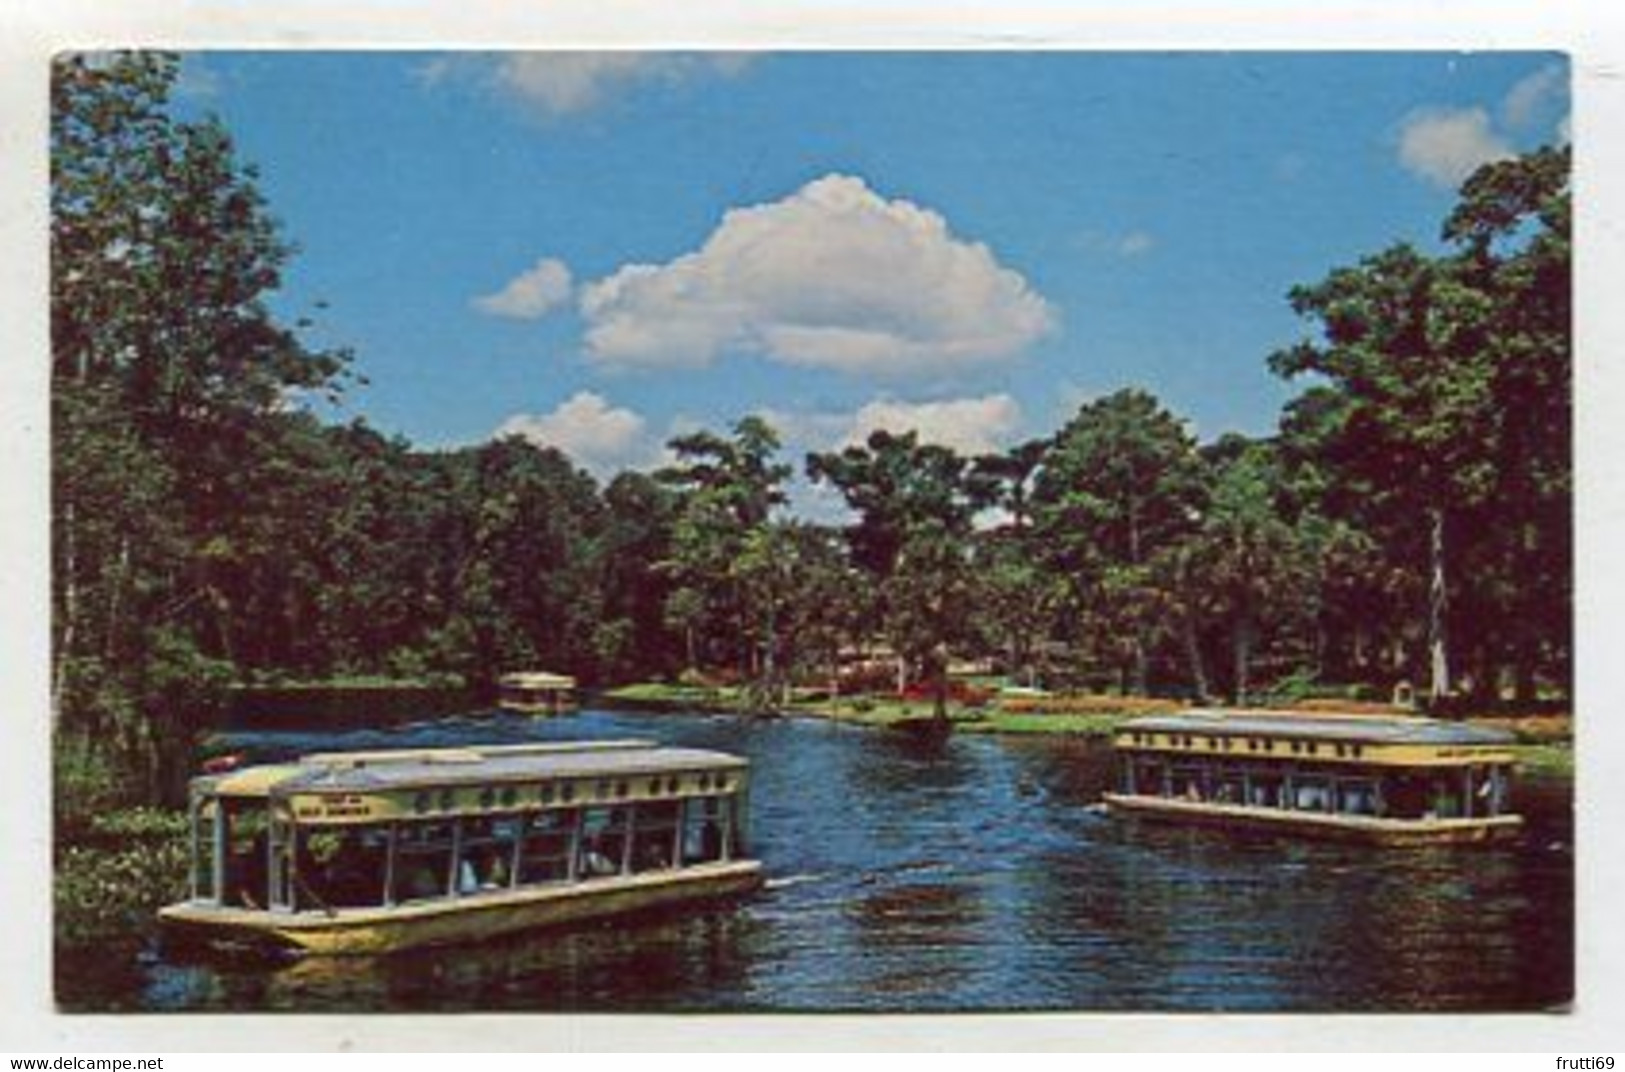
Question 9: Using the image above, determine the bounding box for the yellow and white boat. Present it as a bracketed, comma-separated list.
[496, 671, 577, 715]
[159, 740, 763, 955]
[1103, 709, 1523, 845]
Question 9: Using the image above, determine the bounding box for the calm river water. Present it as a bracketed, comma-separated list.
[59, 707, 1573, 1013]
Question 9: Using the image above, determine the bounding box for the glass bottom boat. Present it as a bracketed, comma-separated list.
[495, 671, 577, 715]
[1102, 709, 1523, 845]
[158, 740, 763, 955]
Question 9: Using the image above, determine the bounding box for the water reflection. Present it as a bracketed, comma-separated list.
[67, 708, 1572, 1013]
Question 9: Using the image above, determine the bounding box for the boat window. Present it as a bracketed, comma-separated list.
[1123, 758, 1156, 795]
[1246, 774, 1283, 808]
[456, 815, 520, 894]
[501, 787, 518, 808]
[1383, 775, 1428, 820]
[1426, 777, 1464, 819]
[1488, 764, 1512, 816]
[560, 783, 575, 803]
[629, 800, 681, 873]
[413, 791, 431, 815]
[1289, 741, 1303, 755]
[390, 820, 456, 904]
[517, 808, 576, 885]
[1336, 779, 1379, 816]
[223, 802, 271, 910]
[615, 780, 630, 799]
[1290, 777, 1333, 813]
[1351, 745, 1364, 759]
[681, 796, 728, 865]
[666, 776, 680, 794]
[193, 797, 218, 902]
[437, 788, 455, 811]
[1213, 769, 1246, 804]
[299, 825, 390, 909]
[1169, 767, 1206, 802]
[578, 806, 630, 878]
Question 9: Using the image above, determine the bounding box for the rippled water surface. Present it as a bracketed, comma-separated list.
[59, 708, 1573, 1012]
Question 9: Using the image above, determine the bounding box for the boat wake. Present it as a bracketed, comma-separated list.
[764, 873, 829, 891]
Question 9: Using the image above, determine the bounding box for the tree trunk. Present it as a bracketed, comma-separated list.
[1131, 631, 1149, 697]
[932, 647, 949, 724]
[103, 536, 131, 662]
[1182, 610, 1209, 703]
[1427, 506, 1451, 703]
[53, 500, 77, 730]
[1232, 621, 1253, 706]
[1513, 638, 1538, 706]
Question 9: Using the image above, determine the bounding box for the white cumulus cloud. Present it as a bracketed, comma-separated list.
[1397, 107, 1514, 188]
[422, 52, 756, 118]
[578, 173, 1055, 376]
[473, 258, 574, 320]
[1501, 64, 1568, 131]
[764, 393, 1024, 460]
[843, 395, 1024, 456]
[494, 391, 651, 478]
[761, 394, 1026, 522]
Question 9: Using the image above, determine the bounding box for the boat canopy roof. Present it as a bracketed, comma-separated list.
[499, 671, 576, 689]
[203, 739, 746, 798]
[1118, 708, 1515, 746]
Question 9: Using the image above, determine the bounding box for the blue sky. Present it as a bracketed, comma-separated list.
[175, 51, 1569, 489]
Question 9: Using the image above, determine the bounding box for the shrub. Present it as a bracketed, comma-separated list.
[55, 835, 189, 948]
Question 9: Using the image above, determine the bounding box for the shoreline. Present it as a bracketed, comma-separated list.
[593, 683, 1575, 778]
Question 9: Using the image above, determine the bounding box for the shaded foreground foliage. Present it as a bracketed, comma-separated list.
[52, 54, 1571, 814]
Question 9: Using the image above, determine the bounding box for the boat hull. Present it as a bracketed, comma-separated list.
[497, 700, 576, 716]
[159, 860, 764, 956]
[1101, 792, 1523, 845]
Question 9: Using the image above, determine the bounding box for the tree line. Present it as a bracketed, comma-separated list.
[52, 54, 1571, 803]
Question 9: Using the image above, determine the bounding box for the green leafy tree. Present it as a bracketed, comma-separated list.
[1271, 146, 1570, 704]
[1031, 389, 1205, 695]
[52, 52, 348, 799]
[658, 417, 792, 695]
[808, 430, 997, 721]
[597, 472, 682, 681]
[1186, 439, 1313, 703]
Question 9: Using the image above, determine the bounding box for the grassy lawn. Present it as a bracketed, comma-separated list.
[596, 681, 1577, 778]
[597, 682, 749, 709]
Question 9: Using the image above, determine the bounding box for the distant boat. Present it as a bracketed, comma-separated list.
[497, 671, 577, 715]
[1102, 708, 1523, 845]
[158, 739, 764, 955]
